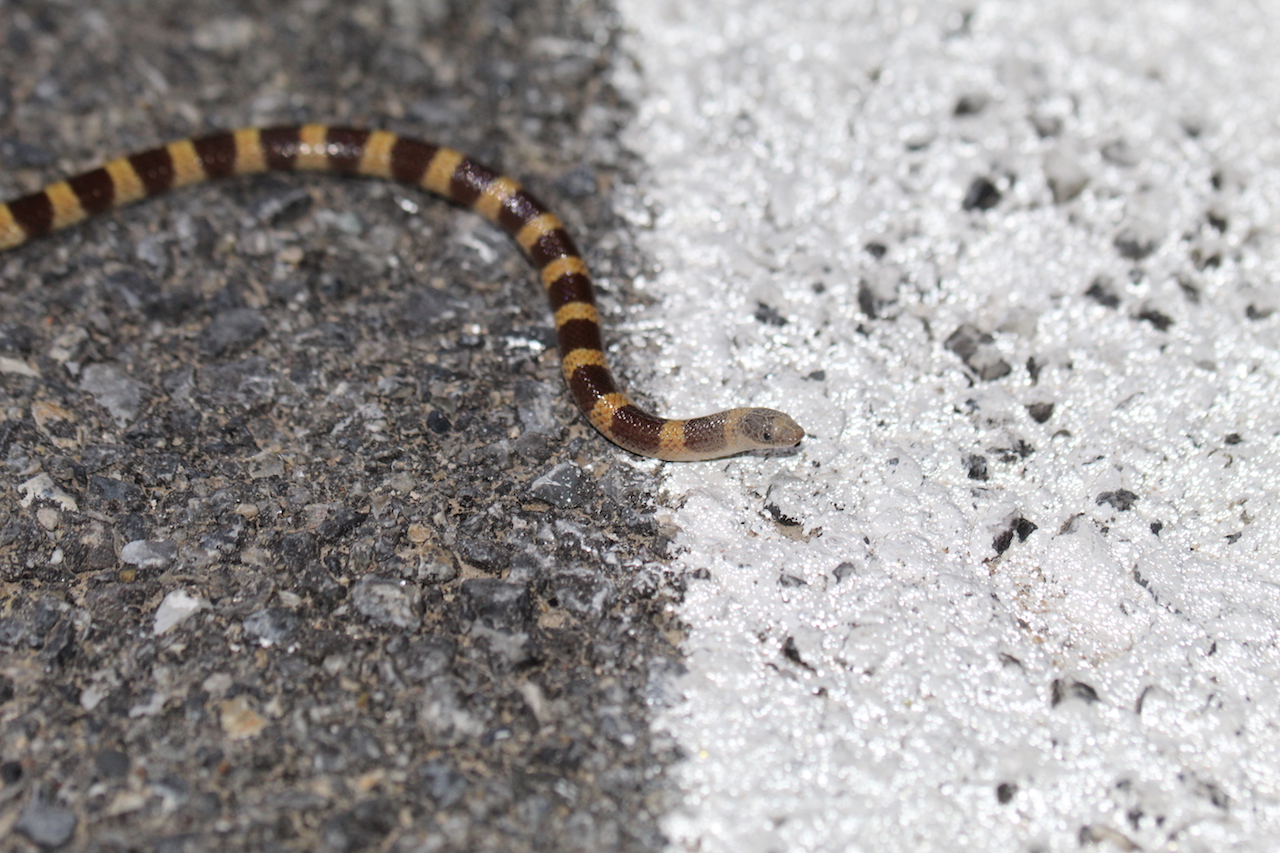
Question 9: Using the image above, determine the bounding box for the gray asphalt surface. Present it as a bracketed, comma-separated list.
[0, 1, 681, 850]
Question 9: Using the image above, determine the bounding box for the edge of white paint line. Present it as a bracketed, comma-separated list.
[614, 1, 1280, 851]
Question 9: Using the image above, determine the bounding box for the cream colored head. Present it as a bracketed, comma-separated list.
[729, 407, 805, 451]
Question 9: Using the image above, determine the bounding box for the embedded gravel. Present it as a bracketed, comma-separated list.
[0, 2, 682, 851]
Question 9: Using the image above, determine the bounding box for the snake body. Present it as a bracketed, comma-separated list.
[0, 124, 803, 461]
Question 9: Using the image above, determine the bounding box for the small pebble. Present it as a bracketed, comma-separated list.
[95, 749, 130, 780]
[962, 177, 1001, 211]
[1096, 489, 1140, 511]
[220, 696, 267, 739]
[550, 570, 616, 620]
[153, 590, 206, 636]
[1044, 143, 1090, 203]
[79, 363, 147, 425]
[243, 608, 299, 645]
[18, 474, 78, 512]
[417, 556, 457, 584]
[122, 539, 178, 569]
[15, 796, 77, 849]
[199, 308, 267, 357]
[417, 760, 468, 807]
[529, 462, 589, 508]
[459, 579, 531, 633]
[351, 578, 423, 630]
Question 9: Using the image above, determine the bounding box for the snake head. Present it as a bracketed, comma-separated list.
[735, 408, 805, 450]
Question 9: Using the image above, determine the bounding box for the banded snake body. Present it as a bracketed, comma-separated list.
[0, 125, 804, 461]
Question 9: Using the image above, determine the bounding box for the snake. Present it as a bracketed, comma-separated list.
[0, 124, 803, 461]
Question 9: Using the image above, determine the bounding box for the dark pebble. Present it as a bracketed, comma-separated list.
[268, 277, 308, 303]
[962, 177, 1001, 211]
[86, 475, 145, 513]
[1051, 678, 1100, 706]
[953, 93, 988, 116]
[782, 636, 812, 669]
[199, 308, 268, 357]
[274, 531, 319, 571]
[754, 302, 787, 326]
[66, 525, 117, 573]
[1027, 402, 1055, 423]
[459, 579, 531, 634]
[993, 517, 1035, 555]
[764, 503, 802, 529]
[317, 506, 367, 543]
[1084, 276, 1121, 308]
[0, 322, 37, 354]
[38, 618, 74, 667]
[1096, 489, 1140, 511]
[976, 356, 1011, 381]
[945, 323, 1011, 380]
[0, 598, 65, 649]
[95, 748, 130, 779]
[321, 797, 397, 853]
[529, 462, 588, 508]
[117, 513, 153, 543]
[1114, 226, 1157, 260]
[944, 323, 992, 361]
[1135, 307, 1174, 331]
[197, 357, 278, 408]
[426, 409, 452, 434]
[966, 454, 989, 481]
[857, 278, 893, 318]
[453, 536, 507, 573]
[993, 529, 1014, 555]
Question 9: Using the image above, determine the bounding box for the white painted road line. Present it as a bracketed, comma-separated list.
[618, 1, 1280, 850]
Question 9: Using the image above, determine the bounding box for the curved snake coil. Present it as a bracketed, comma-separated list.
[0, 124, 804, 461]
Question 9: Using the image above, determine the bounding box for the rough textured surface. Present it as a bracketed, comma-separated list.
[0, 1, 682, 851]
[617, 0, 1280, 850]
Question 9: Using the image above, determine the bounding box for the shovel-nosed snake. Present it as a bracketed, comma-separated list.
[0, 124, 803, 461]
